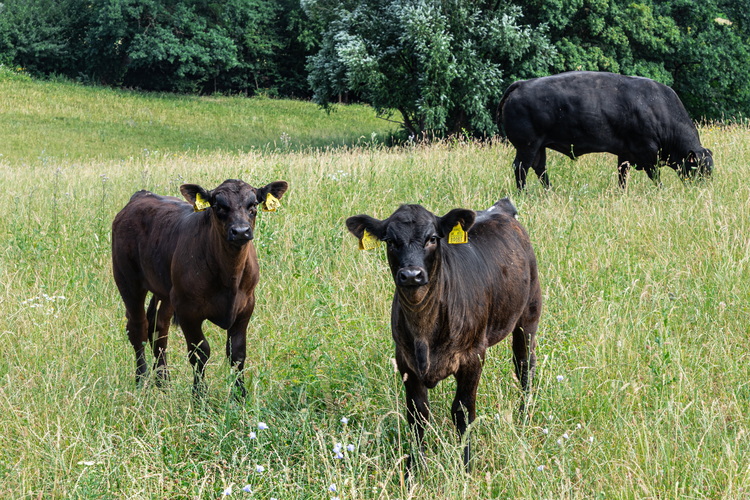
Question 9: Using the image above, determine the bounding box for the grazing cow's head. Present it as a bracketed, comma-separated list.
[181, 179, 288, 247]
[347, 204, 475, 293]
[682, 148, 714, 179]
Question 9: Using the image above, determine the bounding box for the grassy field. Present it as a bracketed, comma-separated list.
[0, 67, 399, 164]
[0, 74, 749, 499]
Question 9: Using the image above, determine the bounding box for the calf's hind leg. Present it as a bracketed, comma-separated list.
[113, 263, 151, 387]
[147, 297, 173, 386]
[512, 323, 538, 415]
[121, 291, 149, 387]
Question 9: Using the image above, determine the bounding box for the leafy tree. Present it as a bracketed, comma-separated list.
[521, 0, 679, 81]
[84, 0, 237, 92]
[1, 0, 747, 121]
[0, 0, 90, 75]
[210, 0, 283, 94]
[307, 0, 555, 137]
[83, 0, 311, 94]
[661, 0, 750, 120]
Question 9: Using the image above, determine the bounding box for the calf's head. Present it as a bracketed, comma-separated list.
[347, 204, 475, 290]
[181, 179, 288, 246]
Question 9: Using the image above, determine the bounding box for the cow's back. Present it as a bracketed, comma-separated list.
[442, 211, 540, 346]
[112, 191, 195, 298]
[501, 71, 693, 156]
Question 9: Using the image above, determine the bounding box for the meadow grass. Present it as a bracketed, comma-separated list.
[1, 77, 749, 498]
[0, 67, 399, 164]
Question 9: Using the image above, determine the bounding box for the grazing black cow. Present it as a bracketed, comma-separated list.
[500, 71, 714, 189]
[346, 198, 542, 472]
[112, 179, 288, 397]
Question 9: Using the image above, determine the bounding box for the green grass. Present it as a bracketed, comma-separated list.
[0, 68, 399, 165]
[0, 75, 749, 498]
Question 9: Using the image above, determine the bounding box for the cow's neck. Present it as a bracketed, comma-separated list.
[664, 122, 701, 163]
[397, 258, 444, 338]
[208, 236, 253, 291]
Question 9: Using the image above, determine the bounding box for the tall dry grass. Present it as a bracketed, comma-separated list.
[0, 74, 748, 498]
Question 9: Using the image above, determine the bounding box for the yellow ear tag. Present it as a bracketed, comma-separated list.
[359, 229, 381, 250]
[194, 193, 211, 212]
[448, 223, 468, 244]
[262, 193, 281, 212]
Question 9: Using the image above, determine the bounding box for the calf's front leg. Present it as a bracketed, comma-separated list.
[226, 316, 250, 399]
[401, 367, 429, 478]
[180, 318, 211, 398]
[452, 359, 482, 471]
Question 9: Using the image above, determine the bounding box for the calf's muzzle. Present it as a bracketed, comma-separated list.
[228, 224, 253, 243]
[396, 266, 427, 287]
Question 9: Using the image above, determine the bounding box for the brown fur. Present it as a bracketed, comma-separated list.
[112, 179, 288, 397]
[347, 198, 542, 472]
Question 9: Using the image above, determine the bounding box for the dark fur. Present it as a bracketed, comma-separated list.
[346, 198, 542, 472]
[112, 178, 288, 397]
[500, 71, 714, 189]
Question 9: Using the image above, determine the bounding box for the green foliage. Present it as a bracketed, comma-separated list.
[0, 0, 89, 75]
[307, 0, 555, 138]
[84, 0, 257, 92]
[1, 0, 749, 120]
[0, 0, 314, 96]
[665, 1, 750, 120]
[212, 0, 282, 94]
[522, 0, 680, 79]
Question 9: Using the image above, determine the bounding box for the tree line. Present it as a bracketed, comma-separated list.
[1, 0, 748, 136]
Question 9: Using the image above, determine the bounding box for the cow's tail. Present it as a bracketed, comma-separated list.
[147, 296, 179, 329]
[496, 80, 522, 138]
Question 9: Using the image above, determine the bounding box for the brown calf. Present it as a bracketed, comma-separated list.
[112, 179, 288, 397]
[347, 198, 542, 472]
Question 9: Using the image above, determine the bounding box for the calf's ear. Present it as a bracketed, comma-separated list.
[258, 181, 289, 201]
[180, 184, 212, 211]
[346, 214, 386, 240]
[438, 208, 476, 238]
[258, 181, 289, 212]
